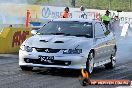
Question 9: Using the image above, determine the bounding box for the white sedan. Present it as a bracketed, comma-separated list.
[19, 18, 117, 74]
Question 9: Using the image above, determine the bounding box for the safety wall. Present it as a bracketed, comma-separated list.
[0, 4, 132, 26]
[0, 27, 31, 53]
[0, 4, 132, 25]
[0, 4, 41, 26]
[0, 4, 41, 19]
[40, 6, 132, 27]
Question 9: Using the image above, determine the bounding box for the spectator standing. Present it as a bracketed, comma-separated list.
[61, 7, 69, 18]
[101, 10, 111, 27]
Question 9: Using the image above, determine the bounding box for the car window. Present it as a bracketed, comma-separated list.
[94, 22, 105, 37]
[38, 21, 93, 38]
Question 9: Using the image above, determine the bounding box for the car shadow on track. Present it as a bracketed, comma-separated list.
[32, 68, 81, 78]
[24, 66, 110, 78]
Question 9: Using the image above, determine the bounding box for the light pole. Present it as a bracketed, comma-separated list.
[71, 0, 75, 7]
[129, 0, 131, 10]
[109, 0, 112, 10]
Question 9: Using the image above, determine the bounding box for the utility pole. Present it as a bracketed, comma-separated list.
[129, 0, 131, 10]
[71, 0, 75, 7]
[89, 0, 90, 8]
[109, 0, 112, 10]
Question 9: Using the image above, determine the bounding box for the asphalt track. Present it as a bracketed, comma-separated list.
[0, 30, 132, 88]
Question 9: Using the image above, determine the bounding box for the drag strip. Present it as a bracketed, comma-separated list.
[0, 36, 132, 88]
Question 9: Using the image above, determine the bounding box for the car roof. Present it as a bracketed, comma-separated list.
[53, 18, 101, 23]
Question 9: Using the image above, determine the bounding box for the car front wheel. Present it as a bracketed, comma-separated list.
[20, 66, 33, 71]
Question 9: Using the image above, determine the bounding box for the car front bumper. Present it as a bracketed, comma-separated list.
[19, 50, 87, 69]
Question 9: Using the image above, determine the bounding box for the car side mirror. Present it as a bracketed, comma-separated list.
[31, 30, 37, 35]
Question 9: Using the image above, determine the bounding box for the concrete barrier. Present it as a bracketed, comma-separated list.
[0, 27, 31, 53]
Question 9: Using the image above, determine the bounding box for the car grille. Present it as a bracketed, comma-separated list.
[24, 58, 71, 66]
[35, 48, 61, 53]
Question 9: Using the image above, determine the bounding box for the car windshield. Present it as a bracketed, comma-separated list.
[38, 21, 93, 38]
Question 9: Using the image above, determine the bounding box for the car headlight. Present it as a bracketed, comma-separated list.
[20, 45, 33, 52]
[63, 49, 82, 54]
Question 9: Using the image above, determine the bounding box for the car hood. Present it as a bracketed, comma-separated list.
[23, 35, 93, 49]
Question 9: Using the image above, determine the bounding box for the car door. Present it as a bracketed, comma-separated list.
[93, 22, 108, 63]
[100, 23, 112, 60]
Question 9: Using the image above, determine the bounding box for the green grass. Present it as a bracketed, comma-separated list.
[76, 0, 132, 11]
[32, 0, 132, 11]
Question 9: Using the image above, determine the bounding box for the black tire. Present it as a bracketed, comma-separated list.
[105, 47, 116, 69]
[20, 66, 33, 71]
[86, 51, 94, 74]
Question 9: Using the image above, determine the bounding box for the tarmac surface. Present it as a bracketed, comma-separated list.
[0, 30, 132, 88]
